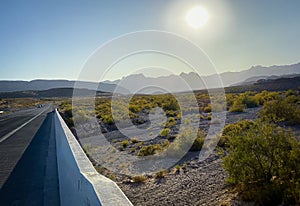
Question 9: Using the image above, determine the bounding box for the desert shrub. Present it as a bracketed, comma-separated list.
[162, 97, 180, 112]
[223, 121, 300, 205]
[229, 99, 246, 112]
[264, 91, 281, 100]
[119, 146, 124, 151]
[138, 144, 157, 156]
[285, 95, 300, 104]
[128, 104, 140, 113]
[207, 114, 212, 120]
[254, 93, 265, 105]
[160, 128, 170, 137]
[218, 120, 255, 148]
[121, 140, 129, 148]
[108, 173, 116, 181]
[73, 109, 90, 121]
[175, 164, 181, 172]
[132, 175, 148, 183]
[190, 130, 205, 151]
[286, 89, 298, 97]
[161, 139, 170, 147]
[165, 110, 178, 117]
[260, 99, 300, 125]
[203, 104, 212, 113]
[229, 93, 258, 112]
[102, 114, 114, 125]
[182, 163, 187, 170]
[252, 90, 281, 106]
[130, 137, 138, 143]
[129, 111, 137, 119]
[226, 93, 238, 109]
[240, 93, 258, 108]
[155, 169, 168, 179]
[166, 117, 176, 128]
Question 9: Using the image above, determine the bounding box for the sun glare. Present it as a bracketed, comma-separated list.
[186, 6, 209, 29]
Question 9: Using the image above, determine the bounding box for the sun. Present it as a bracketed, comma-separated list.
[186, 6, 209, 29]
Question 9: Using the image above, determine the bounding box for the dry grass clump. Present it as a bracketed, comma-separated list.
[132, 175, 148, 183]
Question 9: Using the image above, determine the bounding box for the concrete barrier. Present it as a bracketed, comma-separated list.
[54, 110, 133, 206]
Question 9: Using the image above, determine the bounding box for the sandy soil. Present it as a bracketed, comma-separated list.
[78, 107, 262, 205]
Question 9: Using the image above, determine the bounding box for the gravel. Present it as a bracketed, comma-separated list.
[80, 107, 263, 205]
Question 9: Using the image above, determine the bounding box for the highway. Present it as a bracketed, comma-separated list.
[0, 104, 60, 205]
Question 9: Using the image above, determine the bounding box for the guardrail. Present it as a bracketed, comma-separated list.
[54, 109, 133, 206]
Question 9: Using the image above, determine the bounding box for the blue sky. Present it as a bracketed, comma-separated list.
[0, 0, 300, 81]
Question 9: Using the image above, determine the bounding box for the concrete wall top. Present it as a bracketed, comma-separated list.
[55, 109, 133, 206]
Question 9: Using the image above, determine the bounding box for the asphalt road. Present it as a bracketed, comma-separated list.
[0, 107, 48, 141]
[0, 105, 60, 206]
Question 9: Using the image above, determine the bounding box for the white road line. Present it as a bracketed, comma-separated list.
[0, 107, 49, 144]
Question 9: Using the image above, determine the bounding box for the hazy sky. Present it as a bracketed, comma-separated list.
[1, 0, 300, 81]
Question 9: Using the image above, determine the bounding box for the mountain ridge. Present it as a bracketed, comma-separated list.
[1, 62, 299, 93]
[103, 62, 300, 93]
[0, 79, 121, 93]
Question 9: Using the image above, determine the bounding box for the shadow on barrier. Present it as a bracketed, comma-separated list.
[54, 109, 133, 206]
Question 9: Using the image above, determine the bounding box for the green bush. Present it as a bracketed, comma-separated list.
[286, 89, 298, 97]
[240, 94, 258, 108]
[130, 137, 138, 143]
[162, 97, 179, 112]
[138, 144, 157, 156]
[260, 99, 300, 125]
[160, 128, 170, 137]
[226, 94, 238, 109]
[218, 120, 255, 148]
[175, 164, 181, 172]
[203, 104, 212, 113]
[121, 140, 129, 148]
[182, 163, 187, 170]
[165, 110, 178, 117]
[254, 90, 280, 105]
[161, 139, 170, 147]
[229, 93, 259, 112]
[166, 117, 176, 128]
[190, 130, 205, 151]
[102, 115, 114, 125]
[229, 99, 246, 112]
[128, 105, 139, 113]
[223, 121, 300, 205]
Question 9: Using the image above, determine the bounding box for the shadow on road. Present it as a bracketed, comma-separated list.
[0, 111, 60, 206]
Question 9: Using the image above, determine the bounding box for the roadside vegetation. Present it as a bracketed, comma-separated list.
[222, 89, 300, 205]
[223, 120, 300, 205]
[59, 89, 300, 156]
[59, 88, 300, 205]
[0, 98, 46, 111]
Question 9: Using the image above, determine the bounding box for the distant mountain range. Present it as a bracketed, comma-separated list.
[0, 62, 299, 94]
[0, 80, 121, 93]
[1, 76, 299, 98]
[104, 62, 300, 93]
[217, 62, 300, 86]
[231, 73, 300, 86]
[225, 76, 300, 93]
[0, 88, 111, 98]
